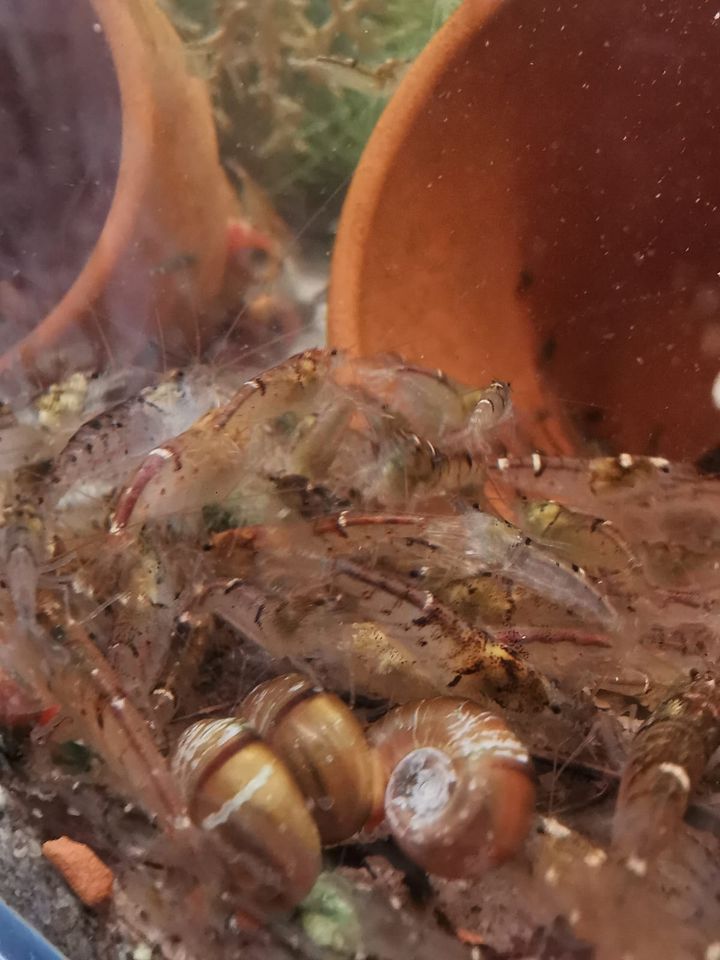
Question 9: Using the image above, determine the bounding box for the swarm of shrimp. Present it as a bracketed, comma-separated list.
[0, 348, 718, 959]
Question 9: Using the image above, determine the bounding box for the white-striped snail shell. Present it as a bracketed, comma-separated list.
[368, 698, 535, 878]
[241, 672, 375, 844]
[172, 717, 321, 911]
[172, 684, 534, 911]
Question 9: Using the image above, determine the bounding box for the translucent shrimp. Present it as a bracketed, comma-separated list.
[613, 671, 720, 860]
[0, 474, 47, 632]
[198, 538, 549, 711]
[50, 364, 236, 511]
[346, 424, 487, 506]
[1, 345, 718, 957]
[338, 357, 510, 446]
[493, 454, 720, 602]
[529, 817, 707, 960]
[424, 512, 617, 628]
[110, 349, 334, 533]
[444, 378, 512, 452]
[212, 510, 617, 629]
[331, 357, 465, 438]
[0, 367, 155, 475]
[108, 350, 516, 533]
[490, 453, 720, 536]
[514, 497, 641, 579]
[0, 587, 185, 828]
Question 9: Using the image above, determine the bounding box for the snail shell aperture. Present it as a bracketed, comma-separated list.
[369, 697, 535, 878]
[172, 685, 534, 911]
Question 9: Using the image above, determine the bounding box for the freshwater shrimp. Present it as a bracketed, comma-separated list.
[0, 348, 717, 960]
[109, 349, 335, 533]
[109, 350, 513, 533]
[613, 670, 720, 860]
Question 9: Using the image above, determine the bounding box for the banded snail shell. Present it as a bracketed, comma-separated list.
[369, 698, 535, 878]
[172, 717, 321, 911]
[242, 673, 375, 844]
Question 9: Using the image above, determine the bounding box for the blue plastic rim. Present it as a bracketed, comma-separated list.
[0, 899, 66, 960]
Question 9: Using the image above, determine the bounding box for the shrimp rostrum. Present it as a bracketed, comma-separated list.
[0, 348, 719, 959]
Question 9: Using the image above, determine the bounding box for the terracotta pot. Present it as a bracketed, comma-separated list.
[329, 0, 720, 460]
[0, 0, 237, 396]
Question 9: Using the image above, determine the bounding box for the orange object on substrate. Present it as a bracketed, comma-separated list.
[42, 837, 114, 908]
[0, 666, 58, 729]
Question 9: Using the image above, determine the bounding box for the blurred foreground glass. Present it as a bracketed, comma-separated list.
[0, 0, 235, 400]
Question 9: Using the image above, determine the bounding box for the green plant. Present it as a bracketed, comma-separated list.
[164, 0, 461, 225]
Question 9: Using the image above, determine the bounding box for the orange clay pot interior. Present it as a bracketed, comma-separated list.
[329, 0, 720, 460]
[0, 0, 235, 395]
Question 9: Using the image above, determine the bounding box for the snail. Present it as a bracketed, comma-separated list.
[171, 716, 322, 912]
[241, 672, 375, 844]
[368, 697, 535, 878]
[172, 679, 535, 912]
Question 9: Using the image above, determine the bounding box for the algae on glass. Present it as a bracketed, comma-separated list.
[163, 0, 461, 226]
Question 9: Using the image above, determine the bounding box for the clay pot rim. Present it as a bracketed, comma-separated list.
[11, 0, 154, 374]
[328, 0, 506, 350]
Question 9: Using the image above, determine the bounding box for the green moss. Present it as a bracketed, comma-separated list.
[51, 740, 95, 774]
[165, 0, 461, 227]
[201, 502, 240, 534]
[299, 873, 363, 955]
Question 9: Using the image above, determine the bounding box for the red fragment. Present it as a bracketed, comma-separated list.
[0, 667, 57, 729]
[456, 927, 485, 946]
[226, 218, 276, 257]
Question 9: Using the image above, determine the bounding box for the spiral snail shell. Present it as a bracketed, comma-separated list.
[369, 698, 535, 878]
[241, 672, 375, 844]
[172, 681, 534, 911]
[172, 717, 321, 911]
